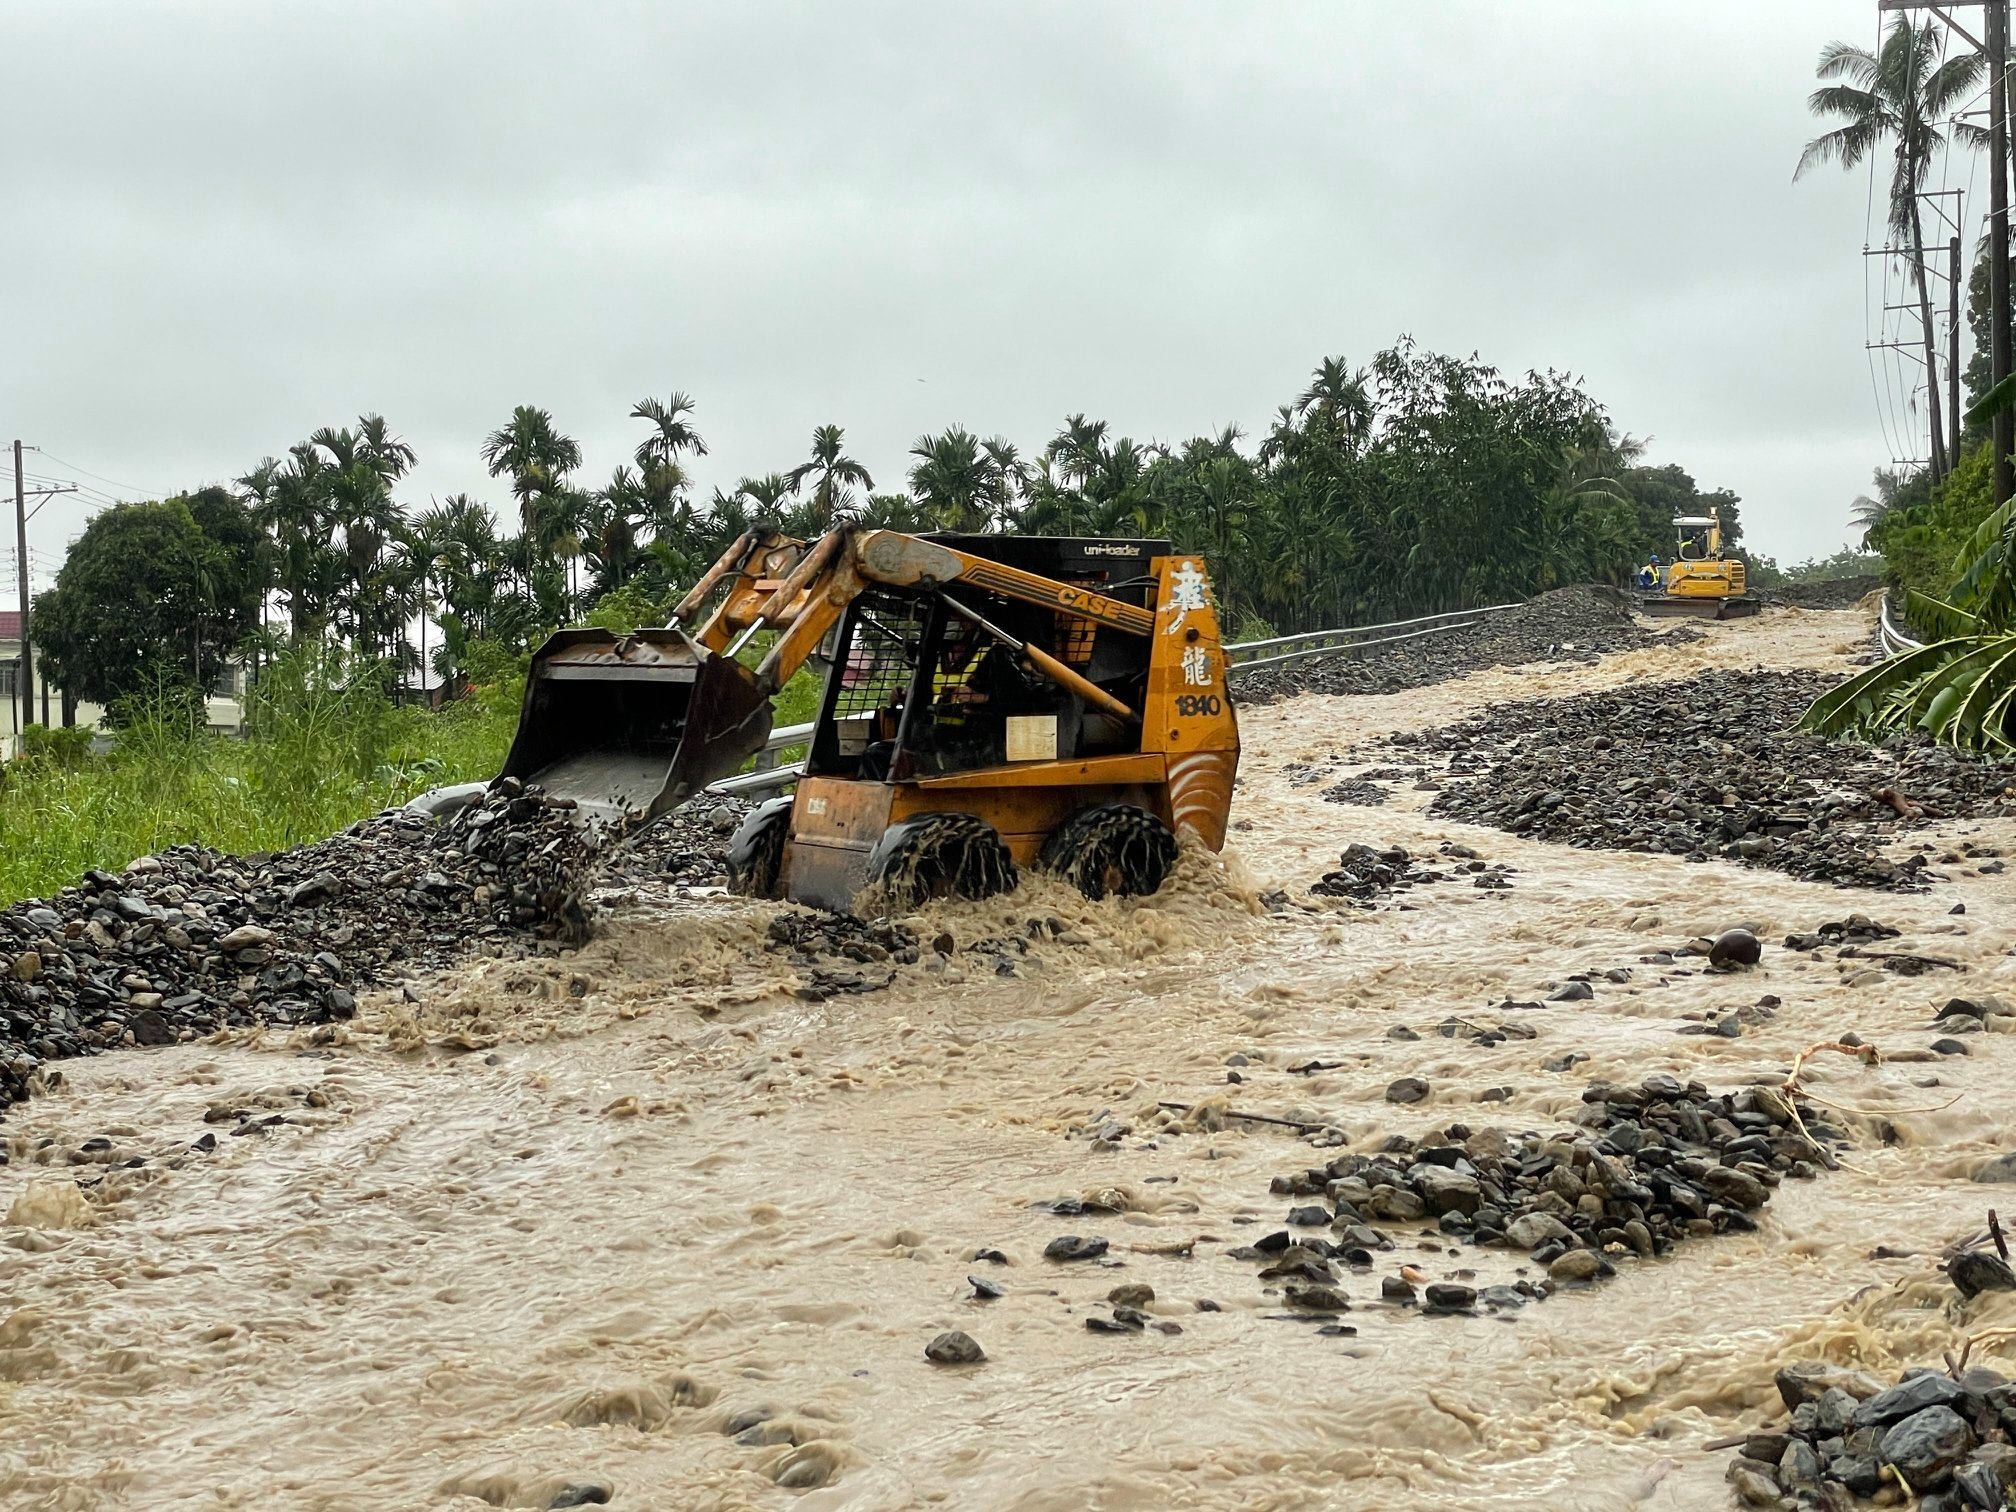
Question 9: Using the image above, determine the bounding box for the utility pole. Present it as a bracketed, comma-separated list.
[8, 446, 78, 742]
[12, 440, 27, 738]
[1993, 0, 2013, 509]
[1880, 1, 2012, 505]
[1943, 230, 1959, 465]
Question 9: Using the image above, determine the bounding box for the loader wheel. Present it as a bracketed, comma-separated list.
[1040, 804, 1178, 902]
[726, 796, 794, 900]
[865, 812, 1016, 911]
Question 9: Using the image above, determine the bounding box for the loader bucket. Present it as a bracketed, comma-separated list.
[496, 628, 774, 825]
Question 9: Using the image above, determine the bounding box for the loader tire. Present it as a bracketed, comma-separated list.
[1040, 803, 1178, 902]
[865, 812, 1016, 911]
[726, 796, 794, 900]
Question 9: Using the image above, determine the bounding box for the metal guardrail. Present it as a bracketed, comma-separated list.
[1878, 592, 1923, 658]
[700, 605, 1523, 797]
[1223, 602, 1522, 675]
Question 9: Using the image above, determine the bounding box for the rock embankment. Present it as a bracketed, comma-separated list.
[1384, 669, 2016, 889]
[0, 779, 606, 1116]
[1237, 585, 1695, 702]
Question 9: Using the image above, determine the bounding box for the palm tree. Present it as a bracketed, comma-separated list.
[1797, 19, 1986, 482]
[480, 405, 582, 537]
[735, 473, 815, 536]
[1849, 465, 1914, 543]
[631, 393, 709, 472]
[786, 424, 875, 528]
[1297, 357, 1375, 451]
[908, 428, 999, 532]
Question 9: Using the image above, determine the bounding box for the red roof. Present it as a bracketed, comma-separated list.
[0, 611, 18, 640]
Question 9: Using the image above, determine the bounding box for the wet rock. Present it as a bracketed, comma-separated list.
[1726, 1460, 1781, 1506]
[1386, 1077, 1430, 1105]
[1284, 1284, 1350, 1313]
[1955, 1459, 2010, 1509]
[127, 1010, 174, 1047]
[1853, 1373, 1972, 1429]
[1708, 929, 1762, 969]
[1042, 1236, 1109, 1263]
[925, 1330, 985, 1365]
[1974, 1154, 2016, 1184]
[1949, 1251, 2016, 1299]
[546, 1485, 612, 1508]
[1878, 1405, 1973, 1487]
[1107, 1283, 1154, 1308]
[1504, 1212, 1575, 1251]
[1548, 1249, 1602, 1283]
[1547, 981, 1594, 1003]
[1423, 1282, 1476, 1311]
[1411, 1165, 1481, 1216]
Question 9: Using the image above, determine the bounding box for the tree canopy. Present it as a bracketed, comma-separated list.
[35, 491, 262, 716]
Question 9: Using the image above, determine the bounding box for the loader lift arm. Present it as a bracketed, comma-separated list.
[751, 529, 1152, 719]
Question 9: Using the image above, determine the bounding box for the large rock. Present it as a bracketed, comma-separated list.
[1504, 1212, 1575, 1251]
[1877, 1405, 1972, 1488]
[1411, 1165, 1481, 1216]
[1854, 1372, 1972, 1429]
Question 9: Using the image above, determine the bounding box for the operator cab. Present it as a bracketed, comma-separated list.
[802, 534, 1168, 783]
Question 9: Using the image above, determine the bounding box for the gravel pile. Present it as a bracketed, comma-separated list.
[1384, 670, 2016, 889]
[0, 779, 606, 1117]
[1238, 585, 1698, 703]
[616, 796, 751, 887]
[1722, 1350, 2016, 1507]
[1763, 575, 1881, 611]
[1242, 1070, 1836, 1319]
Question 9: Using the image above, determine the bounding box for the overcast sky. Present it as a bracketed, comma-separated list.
[1, 1, 1949, 602]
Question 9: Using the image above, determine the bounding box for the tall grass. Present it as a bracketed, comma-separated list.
[0, 643, 522, 906]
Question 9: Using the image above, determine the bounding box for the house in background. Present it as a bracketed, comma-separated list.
[1, 610, 249, 758]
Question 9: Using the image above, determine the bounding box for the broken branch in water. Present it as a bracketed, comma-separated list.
[1156, 1100, 1327, 1134]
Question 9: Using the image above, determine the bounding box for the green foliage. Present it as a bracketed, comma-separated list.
[33, 495, 261, 713]
[581, 583, 673, 634]
[1868, 442, 1998, 605]
[1807, 437, 2016, 753]
[15, 724, 93, 770]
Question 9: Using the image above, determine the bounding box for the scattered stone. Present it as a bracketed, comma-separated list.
[1423, 1282, 1476, 1311]
[924, 1330, 985, 1365]
[1386, 1077, 1430, 1105]
[1310, 842, 1516, 905]
[1708, 928, 1762, 969]
[1042, 1236, 1109, 1263]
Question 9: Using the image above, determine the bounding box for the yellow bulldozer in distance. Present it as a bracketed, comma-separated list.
[1641, 505, 1758, 620]
[497, 528, 1240, 913]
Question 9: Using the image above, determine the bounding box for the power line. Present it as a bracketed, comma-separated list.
[23, 448, 163, 499]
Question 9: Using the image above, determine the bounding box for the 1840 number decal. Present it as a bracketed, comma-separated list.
[1175, 693, 1223, 718]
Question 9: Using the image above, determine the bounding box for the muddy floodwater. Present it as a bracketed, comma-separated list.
[9, 603, 2016, 1510]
